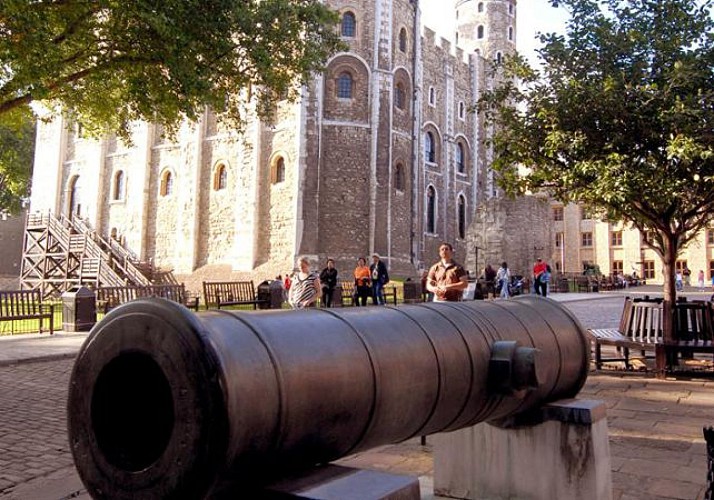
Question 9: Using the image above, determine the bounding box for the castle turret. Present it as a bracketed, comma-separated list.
[455, 0, 516, 61]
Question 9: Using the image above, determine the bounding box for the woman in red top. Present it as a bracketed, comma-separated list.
[353, 257, 371, 306]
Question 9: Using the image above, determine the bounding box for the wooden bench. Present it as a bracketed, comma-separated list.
[588, 297, 662, 369]
[202, 281, 268, 309]
[97, 284, 199, 312]
[589, 297, 714, 372]
[0, 290, 55, 334]
[337, 280, 398, 306]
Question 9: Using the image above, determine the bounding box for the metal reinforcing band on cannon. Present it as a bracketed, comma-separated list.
[67, 296, 590, 499]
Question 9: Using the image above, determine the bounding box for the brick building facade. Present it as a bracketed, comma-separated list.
[28, 0, 518, 284]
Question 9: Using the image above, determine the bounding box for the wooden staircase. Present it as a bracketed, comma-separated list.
[20, 212, 153, 298]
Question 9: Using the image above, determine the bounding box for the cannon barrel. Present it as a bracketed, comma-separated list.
[67, 296, 589, 498]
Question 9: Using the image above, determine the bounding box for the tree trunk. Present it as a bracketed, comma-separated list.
[661, 234, 677, 343]
[656, 233, 679, 377]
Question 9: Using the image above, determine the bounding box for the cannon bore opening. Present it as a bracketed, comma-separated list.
[90, 351, 174, 472]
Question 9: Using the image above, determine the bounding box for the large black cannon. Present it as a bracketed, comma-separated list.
[67, 296, 589, 499]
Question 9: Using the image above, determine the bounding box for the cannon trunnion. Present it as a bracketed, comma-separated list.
[67, 296, 589, 498]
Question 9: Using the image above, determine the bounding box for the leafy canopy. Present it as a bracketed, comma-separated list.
[0, 107, 34, 214]
[481, 0, 714, 262]
[0, 0, 344, 137]
[0, 0, 343, 212]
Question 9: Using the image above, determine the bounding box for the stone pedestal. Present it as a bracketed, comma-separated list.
[433, 399, 612, 500]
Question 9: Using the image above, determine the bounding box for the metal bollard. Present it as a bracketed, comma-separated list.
[67, 296, 589, 499]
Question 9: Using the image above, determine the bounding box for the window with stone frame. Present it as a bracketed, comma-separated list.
[555, 232, 563, 247]
[643, 260, 655, 280]
[426, 186, 436, 234]
[341, 12, 356, 37]
[394, 163, 405, 191]
[113, 170, 125, 201]
[709, 260, 714, 280]
[457, 195, 466, 239]
[213, 163, 227, 191]
[495, 52, 502, 64]
[399, 28, 407, 52]
[708, 229, 714, 245]
[553, 206, 564, 221]
[160, 169, 174, 197]
[424, 131, 437, 163]
[395, 82, 406, 110]
[675, 260, 688, 274]
[508, 26, 514, 41]
[455, 142, 465, 173]
[581, 232, 593, 247]
[458, 101, 465, 120]
[642, 229, 655, 246]
[478, 2, 484, 13]
[477, 25, 484, 39]
[580, 206, 593, 220]
[272, 157, 286, 184]
[610, 230, 623, 246]
[612, 260, 623, 276]
[337, 72, 353, 99]
[428, 87, 436, 106]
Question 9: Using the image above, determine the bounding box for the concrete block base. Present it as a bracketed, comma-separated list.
[433, 399, 612, 500]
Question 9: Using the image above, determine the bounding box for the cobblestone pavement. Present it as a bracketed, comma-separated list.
[0, 297, 712, 499]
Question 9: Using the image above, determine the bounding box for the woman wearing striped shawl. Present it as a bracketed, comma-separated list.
[288, 256, 321, 309]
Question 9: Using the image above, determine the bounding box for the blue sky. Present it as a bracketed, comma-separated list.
[420, 0, 570, 66]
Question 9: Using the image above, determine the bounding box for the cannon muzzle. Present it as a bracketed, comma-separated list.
[67, 296, 589, 498]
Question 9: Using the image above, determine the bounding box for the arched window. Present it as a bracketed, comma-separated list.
[337, 72, 353, 99]
[213, 163, 227, 190]
[455, 143, 465, 173]
[395, 82, 406, 110]
[341, 12, 356, 37]
[273, 157, 286, 184]
[458, 195, 466, 239]
[160, 169, 174, 197]
[508, 26, 514, 41]
[399, 28, 407, 52]
[394, 163, 405, 191]
[425, 132, 436, 163]
[68, 175, 81, 218]
[478, 2, 484, 13]
[477, 25, 484, 39]
[496, 52, 503, 64]
[113, 170, 125, 201]
[426, 186, 436, 234]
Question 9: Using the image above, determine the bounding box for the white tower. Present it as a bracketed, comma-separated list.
[455, 0, 517, 61]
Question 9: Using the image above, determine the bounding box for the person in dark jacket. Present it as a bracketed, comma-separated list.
[319, 258, 338, 308]
[369, 253, 390, 305]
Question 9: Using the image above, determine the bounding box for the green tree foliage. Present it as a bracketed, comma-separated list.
[480, 0, 714, 317]
[0, 0, 343, 136]
[0, 108, 34, 214]
[0, 0, 343, 212]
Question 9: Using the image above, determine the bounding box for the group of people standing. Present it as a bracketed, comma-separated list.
[284, 254, 391, 309]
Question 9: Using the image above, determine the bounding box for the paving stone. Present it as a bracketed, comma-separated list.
[646, 477, 704, 499]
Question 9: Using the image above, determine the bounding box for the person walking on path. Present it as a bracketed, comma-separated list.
[426, 242, 468, 302]
[533, 258, 548, 296]
[353, 258, 372, 306]
[319, 258, 338, 308]
[496, 262, 511, 299]
[483, 264, 497, 298]
[370, 253, 390, 305]
[288, 256, 321, 309]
